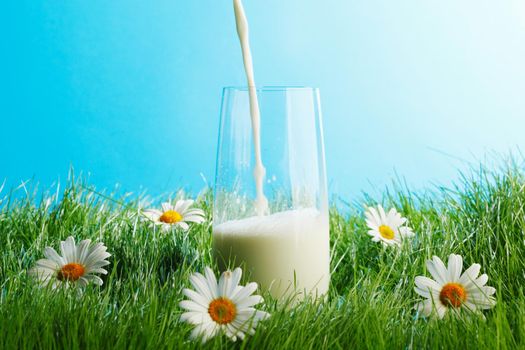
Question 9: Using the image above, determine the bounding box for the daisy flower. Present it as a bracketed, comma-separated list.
[414, 254, 496, 319]
[365, 204, 414, 246]
[142, 199, 205, 231]
[179, 267, 270, 343]
[29, 236, 111, 289]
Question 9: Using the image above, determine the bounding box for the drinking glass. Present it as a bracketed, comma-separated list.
[213, 86, 330, 300]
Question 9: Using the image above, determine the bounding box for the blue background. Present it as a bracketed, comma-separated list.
[2, 1, 525, 201]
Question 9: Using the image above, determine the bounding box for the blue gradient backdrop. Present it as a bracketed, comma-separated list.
[2, 1, 525, 200]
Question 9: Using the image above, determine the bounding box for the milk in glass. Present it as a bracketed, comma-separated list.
[214, 209, 330, 299]
[212, 0, 330, 300]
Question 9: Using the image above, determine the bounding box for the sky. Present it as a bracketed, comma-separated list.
[2, 0, 525, 202]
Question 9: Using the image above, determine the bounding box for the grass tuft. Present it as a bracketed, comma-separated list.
[1, 162, 524, 349]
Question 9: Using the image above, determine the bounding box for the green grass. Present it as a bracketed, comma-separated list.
[1, 163, 525, 350]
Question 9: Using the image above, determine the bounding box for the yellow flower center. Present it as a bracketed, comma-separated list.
[159, 210, 182, 224]
[440, 282, 467, 308]
[378, 225, 395, 240]
[208, 297, 237, 325]
[57, 263, 85, 281]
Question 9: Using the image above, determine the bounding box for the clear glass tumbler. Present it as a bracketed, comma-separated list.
[213, 86, 330, 300]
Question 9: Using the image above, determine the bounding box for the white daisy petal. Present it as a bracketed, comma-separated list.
[44, 247, 65, 266]
[161, 202, 173, 212]
[435, 303, 447, 319]
[189, 323, 207, 340]
[190, 273, 215, 301]
[380, 239, 395, 247]
[173, 200, 183, 212]
[29, 237, 111, 290]
[399, 226, 414, 238]
[204, 267, 219, 299]
[415, 254, 496, 320]
[77, 239, 92, 264]
[469, 295, 496, 309]
[397, 216, 408, 226]
[229, 325, 246, 340]
[28, 267, 55, 281]
[184, 208, 205, 216]
[463, 300, 478, 312]
[229, 268, 243, 296]
[253, 310, 270, 321]
[448, 254, 463, 282]
[415, 300, 433, 318]
[236, 295, 264, 309]
[426, 256, 448, 285]
[232, 285, 243, 298]
[85, 260, 111, 271]
[143, 199, 206, 232]
[459, 263, 481, 286]
[365, 207, 381, 225]
[365, 220, 379, 230]
[183, 288, 211, 307]
[219, 270, 235, 297]
[473, 274, 489, 287]
[481, 286, 496, 296]
[236, 307, 258, 318]
[84, 249, 111, 268]
[177, 221, 190, 231]
[84, 275, 104, 286]
[181, 311, 211, 325]
[365, 205, 413, 247]
[35, 258, 60, 271]
[173, 200, 186, 213]
[85, 251, 111, 267]
[86, 267, 108, 275]
[231, 315, 252, 328]
[178, 199, 194, 214]
[378, 205, 387, 222]
[202, 323, 220, 343]
[363, 207, 374, 221]
[60, 236, 77, 263]
[84, 242, 103, 259]
[180, 267, 269, 343]
[224, 324, 240, 341]
[184, 215, 205, 224]
[414, 276, 441, 298]
[142, 209, 162, 221]
[387, 208, 398, 221]
[77, 277, 89, 287]
[180, 300, 208, 313]
[232, 282, 258, 302]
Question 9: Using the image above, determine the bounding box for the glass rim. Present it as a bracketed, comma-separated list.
[223, 85, 319, 92]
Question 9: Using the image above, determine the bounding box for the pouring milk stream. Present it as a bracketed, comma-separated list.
[233, 0, 268, 216]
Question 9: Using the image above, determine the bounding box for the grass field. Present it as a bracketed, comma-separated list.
[1, 164, 524, 349]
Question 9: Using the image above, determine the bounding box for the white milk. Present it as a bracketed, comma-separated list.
[233, 0, 268, 216]
[222, 1, 331, 300]
[213, 209, 330, 300]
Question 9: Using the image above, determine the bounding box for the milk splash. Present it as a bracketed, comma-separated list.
[233, 0, 269, 216]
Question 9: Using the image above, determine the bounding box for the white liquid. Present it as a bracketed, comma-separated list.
[213, 209, 330, 300]
[224, 1, 330, 301]
[233, 0, 268, 216]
